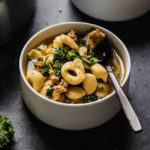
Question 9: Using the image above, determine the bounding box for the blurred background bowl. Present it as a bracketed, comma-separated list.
[0, 0, 35, 45]
[71, 0, 150, 21]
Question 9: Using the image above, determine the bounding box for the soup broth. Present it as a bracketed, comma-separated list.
[26, 28, 125, 104]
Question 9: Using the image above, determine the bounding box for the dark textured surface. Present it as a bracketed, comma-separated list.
[0, 0, 150, 149]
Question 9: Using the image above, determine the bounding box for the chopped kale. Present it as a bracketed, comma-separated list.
[80, 57, 91, 65]
[46, 86, 54, 98]
[53, 48, 67, 63]
[86, 27, 96, 35]
[0, 115, 15, 148]
[80, 57, 97, 66]
[52, 48, 68, 77]
[83, 94, 99, 103]
[66, 49, 96, 65]
[88, 51, 95, 58]
[41, 66, 50, 77]
[53, 60, 62, 68]
[52, 47, 97, 77]
[66, 50, 79, 60]
[53, 61, 64, 77]
[54, 66, 62, 77]
[89, 57, 98, 65]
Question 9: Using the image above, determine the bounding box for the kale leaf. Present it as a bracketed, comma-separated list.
[52, 48, 97, 77]
[66, 50, 97, 65]
[0, 115, 15, 148]
[53, 63, 63, 77]
[83, 94, 99, 103]
[85, 27, 96, 35]
[52, 48, 67, 77]
[66, 50, 79, 61]
[53, 48, 67, 63]
[46, 86, 54, 98]
[41, 66, 50, 77]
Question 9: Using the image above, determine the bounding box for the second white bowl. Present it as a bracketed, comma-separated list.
[72, 0, 150, 21]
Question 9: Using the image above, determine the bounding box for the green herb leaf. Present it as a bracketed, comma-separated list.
[53, 48, 67, 63]
[88, 51, 95, 58]
[80, 57, 91, 65]
[53, 60, 62, 68]
[89, 57, 98, 65]
[83, 94, 99, 103]
[54, 67, 62, 77]
[66, 50, 79, 61]
[86, 27, 96, 35]
[46, 86, 54, 98]
[41, 66, 50, 77]
[0, 115, 15, 148]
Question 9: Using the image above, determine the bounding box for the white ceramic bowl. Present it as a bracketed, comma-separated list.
[19, 22, 131, 130]
[71, 0, 150, 21]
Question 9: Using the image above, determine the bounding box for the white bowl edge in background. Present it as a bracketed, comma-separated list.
[71, 0, 150, 21]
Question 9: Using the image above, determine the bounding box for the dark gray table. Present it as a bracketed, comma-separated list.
[0, 0, 150, 149]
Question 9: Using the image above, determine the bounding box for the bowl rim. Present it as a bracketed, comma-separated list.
[19, 22, 131, 107]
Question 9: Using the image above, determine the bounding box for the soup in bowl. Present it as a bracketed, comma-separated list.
[19, 22, 131, 130]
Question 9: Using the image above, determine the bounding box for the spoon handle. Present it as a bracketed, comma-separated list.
[106, 65, 142, 132]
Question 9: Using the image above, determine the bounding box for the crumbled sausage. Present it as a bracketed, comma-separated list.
[54, 79, 68, 94]
[34, 61, 43, 71]
[79, 47, 91, 59]
[50, 75, 60, 83]
[52, 79, 68, 101]
[34, 61, 43, 67]
[68, 30, 78, 42]
[88, 29, 105, 50]
[57, 94, 66, 103]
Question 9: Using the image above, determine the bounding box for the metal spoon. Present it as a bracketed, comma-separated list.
[94, 38, 142, 132]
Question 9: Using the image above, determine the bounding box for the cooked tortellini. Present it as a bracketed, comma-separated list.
[26, 70, 44, 91]
[40, 80, 54, 97]
[61, 58, 85, 85]
[45, 54, 54, 65]
[66, 86, 86, 99]
[53, 34, 79, 51]
[83, 73, 97, 95]
[79, 47, 87, 57]
[90, 63, 108, 82]
[28, 49, 42, 60]
[96, 82, 110, 98]
[26, 28, 124, 104]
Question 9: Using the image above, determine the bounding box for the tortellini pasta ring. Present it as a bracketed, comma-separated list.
[79, 46, 87, 57]
[28, 49, 42, 60]
[66, 86, 86, 100]
[96, 82, 110, 98]
[61, 58, 85, 85]
[53, 34, 79, 51]
[90, 63, 108, 82]
[44, 54, 54, 65]
[83, 73, 97, 95]
[40, 80, 54, 97]
[26, 70, 44, 92]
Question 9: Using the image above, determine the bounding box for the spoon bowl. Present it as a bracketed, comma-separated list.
[94, 37, 112, 65]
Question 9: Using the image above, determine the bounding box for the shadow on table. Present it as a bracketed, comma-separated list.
[22, 98, 131, 150]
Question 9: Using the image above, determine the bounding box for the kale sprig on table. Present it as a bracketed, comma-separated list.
[0, 115, 15, 149]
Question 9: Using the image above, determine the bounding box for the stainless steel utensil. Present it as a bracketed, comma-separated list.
[95, 38, 142, 132]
